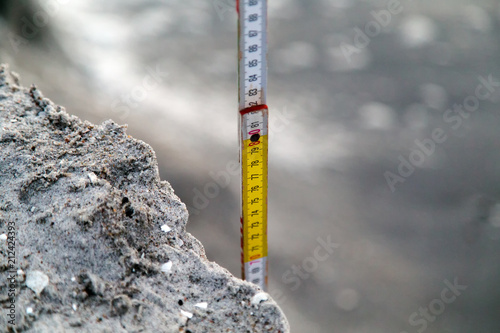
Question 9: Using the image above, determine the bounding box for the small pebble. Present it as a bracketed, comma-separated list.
[251, 292, 269, 306]
[0, 234, 7, 241]
[112, 295, 131, 315]
[72, 303, 77, 311]
[26, 307, 33, 315]
[180, 310, 193, 319]
[161, 225, 171, 233]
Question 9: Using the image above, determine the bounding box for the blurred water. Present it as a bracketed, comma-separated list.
[2, 0, 500, 332]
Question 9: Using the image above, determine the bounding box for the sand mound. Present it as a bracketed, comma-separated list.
[0, 64, 289, 333]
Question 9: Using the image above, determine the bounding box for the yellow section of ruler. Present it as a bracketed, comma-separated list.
[241, 134, 268, 265]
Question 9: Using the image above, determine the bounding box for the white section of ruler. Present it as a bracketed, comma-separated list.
[244, 257, 267, 291]
[242, 111, 268, 139]
[238, 0, 267, 111]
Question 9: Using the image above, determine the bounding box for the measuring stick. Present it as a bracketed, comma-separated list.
[237, 0, 268, 291]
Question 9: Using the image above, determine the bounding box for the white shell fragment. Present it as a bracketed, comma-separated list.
[0, 234, 7, 241]
[72, 303, 78, 311]
[87, 172, 98, 184]
[180, 310, 193, 319]
[161, 261, 173, 274]
[195, 302, 208, 309]
[26, 307, 33, 315]
[251, 292, 269, 306]
[161, 224, 171, 233]
[26, 270, 49, 295]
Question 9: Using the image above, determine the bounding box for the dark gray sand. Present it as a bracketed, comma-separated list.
[0, 64, 289, 332]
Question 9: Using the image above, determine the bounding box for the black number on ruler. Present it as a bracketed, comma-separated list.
[249, 45, 258, 52]
[249, 60, 258, 67]
[250, 160, 260, 167]
[252, 278, 260, 284]
[251, 220, 260, 227]
[249, 30, 258, 37]
[251, 185, 260, 192]
[249, 0, 258, 6]
[249, 14, 258, 22]
[250, 174, 261, 180]
[251, 233, 260, 240]
[248, 74, 258, 82]
[250, 198, 260, 205]
[250, 148, 260, 154]
[249, 89, 258, 96]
